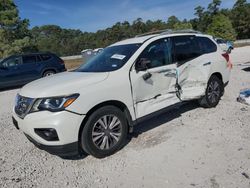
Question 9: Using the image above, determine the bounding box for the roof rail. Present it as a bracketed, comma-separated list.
[135, 29, 202, 37]
[161, 29, 202, 35]
[135, 29, 172, 37]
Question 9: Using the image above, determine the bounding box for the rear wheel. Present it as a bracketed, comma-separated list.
[80, 106, 128, 158]
[198, 75, 224, 108]
[43, 70, 55, 77]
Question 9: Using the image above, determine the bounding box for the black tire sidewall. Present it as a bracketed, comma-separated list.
[80, 106, 128, 158]
[205, 76, 223, 107]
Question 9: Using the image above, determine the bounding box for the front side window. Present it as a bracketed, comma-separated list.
[1, 56, 21, 67]
[76, 44, 141, 72]
[172, 36, 202, 65]
[22, 55, 37, 64]
[137, 38, 173, 69]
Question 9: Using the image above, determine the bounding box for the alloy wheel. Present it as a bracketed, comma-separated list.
[92, 115, 122, 150]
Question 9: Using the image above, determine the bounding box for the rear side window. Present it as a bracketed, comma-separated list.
[172, 36, 202, 64]
[40, 54, 52, 61]
[22, 55, 37, 64]
[198, 37, 217, 54]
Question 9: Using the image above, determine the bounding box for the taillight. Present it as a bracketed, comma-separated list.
[222, 53, 229, 62]
[59, 59, 64, 64]
[222, 53, 232, 69]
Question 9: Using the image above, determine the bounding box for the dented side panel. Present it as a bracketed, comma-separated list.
[130, 64, 179, 118]
[177, 54, 212, 100]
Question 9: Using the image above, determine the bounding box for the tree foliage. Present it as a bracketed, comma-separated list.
[0, 0, 250, 58]
[207, 14, 236, 40]
[0, 0, 36, 58]
[231, 0, 250, 39]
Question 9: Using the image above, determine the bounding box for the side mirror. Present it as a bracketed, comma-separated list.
[135, 58, 150, 72]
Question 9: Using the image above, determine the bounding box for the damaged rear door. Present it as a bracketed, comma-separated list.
[173, 36, 213, 101]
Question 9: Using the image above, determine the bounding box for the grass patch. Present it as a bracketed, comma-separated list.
[64, 58, 84, 70]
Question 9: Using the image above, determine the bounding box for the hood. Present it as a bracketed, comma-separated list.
[20, 71, 109, 98]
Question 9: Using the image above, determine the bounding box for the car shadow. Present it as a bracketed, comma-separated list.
[66, 101, 200, 160]
[130, 101, 199, 138]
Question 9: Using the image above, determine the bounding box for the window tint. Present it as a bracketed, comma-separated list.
[22, 55, 37, 64]
[2, 56, 21, 67]
[173, 36, 202, 64]
[36, 55, 42, 62]
[138, 38, 173, 69]
[40, 54, 52, 61]
[198, 37, 217, 54]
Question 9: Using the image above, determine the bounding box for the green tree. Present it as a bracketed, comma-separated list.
[207, 0, 222, 15]
[231, 0, 250, 39]
[0, 0, 35, 58]
[166, 16, 180, 29]
[207, 14, 236, 41]
[173, 20, 193, 30]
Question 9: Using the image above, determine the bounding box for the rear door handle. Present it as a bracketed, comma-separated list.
[203, 62, 211, 66]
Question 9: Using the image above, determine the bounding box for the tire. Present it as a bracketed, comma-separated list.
[198, 75, 224, 108]
[80, 106, 128, 158]
[43, 70, 55, 77]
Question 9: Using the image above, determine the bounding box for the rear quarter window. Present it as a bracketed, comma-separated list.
[198, 37, 217, 54]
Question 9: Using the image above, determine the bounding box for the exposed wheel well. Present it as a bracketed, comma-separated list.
[78, 100, 133, 145]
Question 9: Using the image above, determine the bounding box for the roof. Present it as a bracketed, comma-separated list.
[110, 30, 212, 47]
[110, 34, 157, 46]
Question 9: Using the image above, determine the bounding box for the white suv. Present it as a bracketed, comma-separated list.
[12, 30, 232, 158]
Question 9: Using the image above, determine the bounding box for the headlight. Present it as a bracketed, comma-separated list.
[30, 94, 79, 113]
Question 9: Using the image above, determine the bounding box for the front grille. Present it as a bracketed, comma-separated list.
[15, 94, 34, 119]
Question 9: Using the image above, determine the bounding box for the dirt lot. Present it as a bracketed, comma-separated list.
[0, 47, 250, 188]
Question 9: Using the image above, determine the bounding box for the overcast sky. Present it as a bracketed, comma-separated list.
[14, 0, 239, 32]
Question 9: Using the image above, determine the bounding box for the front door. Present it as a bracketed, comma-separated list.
[130, 38, 179, 118]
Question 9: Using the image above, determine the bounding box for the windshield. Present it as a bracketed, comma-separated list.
[76, 44, 141, 72]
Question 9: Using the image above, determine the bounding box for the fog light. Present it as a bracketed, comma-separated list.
[35, 128, 59, 141]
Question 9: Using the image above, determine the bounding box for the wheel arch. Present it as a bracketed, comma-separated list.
[78, 100, 133, 144]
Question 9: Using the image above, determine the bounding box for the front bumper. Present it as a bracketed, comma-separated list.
[12, 110, 85, 156]
[25, 134, 78, 156]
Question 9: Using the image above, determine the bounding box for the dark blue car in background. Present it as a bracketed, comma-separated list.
[0, 53, 66, 89]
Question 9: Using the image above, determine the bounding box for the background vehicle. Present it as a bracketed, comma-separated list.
[13, 30, 231, 158]
[0, 53, 66, 89]
[215, 38, 234, 53]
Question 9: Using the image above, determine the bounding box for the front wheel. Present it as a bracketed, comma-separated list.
[80, 106, 128, 158]
[198, 75, 224, 108]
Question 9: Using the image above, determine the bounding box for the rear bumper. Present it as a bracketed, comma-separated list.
[25, 134, 79, 157]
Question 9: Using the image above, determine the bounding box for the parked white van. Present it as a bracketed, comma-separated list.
[12, 30, 232, 158]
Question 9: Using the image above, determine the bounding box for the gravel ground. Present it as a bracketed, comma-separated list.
[0, 47, 250, 188]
